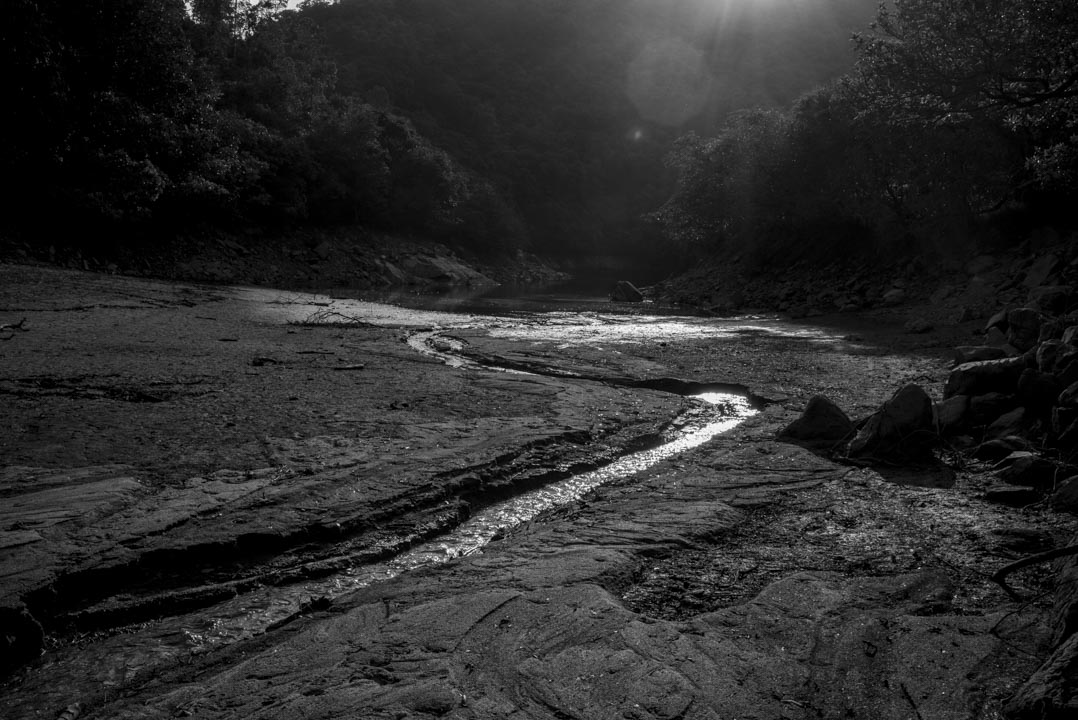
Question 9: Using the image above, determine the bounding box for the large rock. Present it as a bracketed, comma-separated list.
[973, 436, 1033, 461]
[985, 407, 1030, 441]
[1018, 369, 1064, 415]
[985, 308, 1010, 332]
[968, 392, 1018, 426]
[1022, 253, 1061, 288]
[1038, 341, 1066, 373]
[847, 384, 936, 461]
[945, 356, 1031, 398]
[1007, 308, 1045, 352]
[952, 345, 1009, 367]
[995, 451, 1067, 490]
[1053, 533, 1078, 644]
[1004, 632, 1078, 719]
[934, 395, 969, 434]
[402, 255, 492, 286]
[1051, 476, 1078, 514]
[1060, 381, 1078, 408]
[1028, 285, 1073, 315]
[610, 280, 644, 303]
[777, 396, 855, 452]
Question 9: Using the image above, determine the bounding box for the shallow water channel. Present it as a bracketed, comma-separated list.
[4, 294, 779, 718]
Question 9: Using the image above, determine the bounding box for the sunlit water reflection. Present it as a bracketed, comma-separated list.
[5, 292, 773, 719]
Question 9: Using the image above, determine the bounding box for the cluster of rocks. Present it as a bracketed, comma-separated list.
[779, 284, 1078, 718]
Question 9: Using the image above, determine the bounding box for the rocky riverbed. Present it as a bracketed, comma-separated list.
[1, 261, 1076, 719]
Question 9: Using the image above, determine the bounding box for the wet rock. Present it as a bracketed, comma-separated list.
[995, 451, 1064, 490]
[777, 396, 855, 453]
[1007, 308, 1045, 352]
[1004, 632, 1078, 720]
[985, 407, 1030, 441]
[1028, 285, 1073, 315]
[934, 395, 969, 434]
[945, 356, 1030, 398]
[1022, 253, 1062, 289]
[847, 384, 936, 461]
[952, 345, 1008, 367]
[610, 281, 644, 303]
[1051, 476, 1078, 514]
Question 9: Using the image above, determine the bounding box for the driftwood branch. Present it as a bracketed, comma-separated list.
[0, 317, 28, 340]
[991, 544, 1078, 600]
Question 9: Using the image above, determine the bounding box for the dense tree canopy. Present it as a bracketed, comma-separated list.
[3, 0, 876, 265]
[651, 0, 1077, 263]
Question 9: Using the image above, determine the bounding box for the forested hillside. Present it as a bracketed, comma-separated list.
[3, 0, 876, 267]
[652, 0, 1078, 270]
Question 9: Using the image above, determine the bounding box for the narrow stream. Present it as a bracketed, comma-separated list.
[3, 302, 760, 719]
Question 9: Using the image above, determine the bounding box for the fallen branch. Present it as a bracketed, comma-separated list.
[991, 544, 1078, 600]
[0, 317, 28, 340]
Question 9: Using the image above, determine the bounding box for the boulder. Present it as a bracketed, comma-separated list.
[1022, 253, 1061, 288]
[881, 288, 906, 306]
[1028, 285, 1073, 315]
[968, 392, 1018, 426]
[610, 281, 644, 303]
[973, 436, 1033, 461]
[952, 345, 1008, 367]
[967, 254, 997, 276]
[1051, 476, 1078, 514]
[985, 407, 1030, 441]
[934, 395, 969, 434]
[945, 356, 1030, 398]
[985, 326, 1009, 347]
[1038, 341, 1066, 373]
[996, 451, 1066, 490]
[1053, 533, 1078, 644]
[984, 484, 1042, 507]
[1060, 381, 1078, 408]
[903, 318, 933, 334]
[1040, 319, 1065, 342]
[1063, 325, 1078, 346]
[777, 396, 855, 452]
[1056, 350, 1078, 388]
[1018, 369, 1064, 415]
[1007, 308, 1045, 352]
[985, 308, 1010, 332]
[1004, 622, 1078, 719]
[847, 384, 936, 461]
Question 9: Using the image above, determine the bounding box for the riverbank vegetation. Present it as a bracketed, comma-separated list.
[5, 1, 1072, 277]
[3, 0, 872, 269]
[652, 0, 1078, 268]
